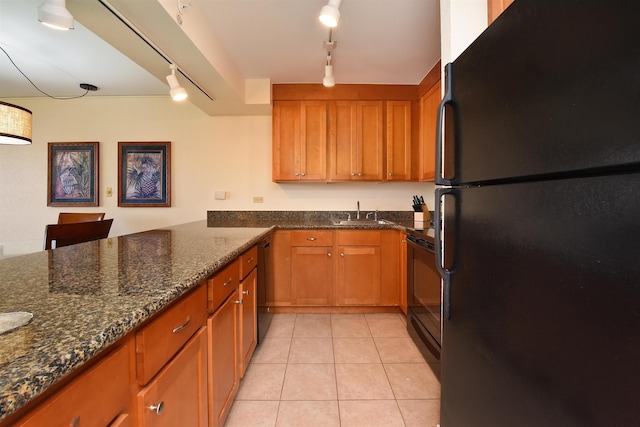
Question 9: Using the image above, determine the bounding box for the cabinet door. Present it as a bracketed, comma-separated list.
[208, 290, 240, 427]
[291, 246, 334, 305]
[488, 0, 515, 24]
[336, 245, 381, 305]
[386, 101, 412, 181]
[380, 230, 402, 307]
[272, 100, 301, 181]
[300, 101, 327, 180]
[418, 81, 441, 181]
[239, 268, 257, 378]
[399, 232, 408, 314]
[137, 327, 208, 427]
[357, 101, 384, 181]
[328, 100, 358, 180]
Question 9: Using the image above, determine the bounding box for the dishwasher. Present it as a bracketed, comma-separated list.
[257, 234, 273, 343]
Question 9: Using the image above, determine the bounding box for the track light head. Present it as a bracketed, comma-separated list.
[319, 0, 341, 28]
[323, 65, 335, 87]
[38, 0, 74, 30]
[166, 64, 188, 101]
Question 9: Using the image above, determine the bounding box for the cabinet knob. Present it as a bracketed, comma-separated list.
[234, 300, 243, 304]
[247, 257, 255, 263]
[340, 253, 345, 257]
[243, 290, 250, 295]
[358, 173, 362, 176]
[295, 172, 300, 176]
[351, 172, 356, 176]
[389, 172, 393, 176]
[149, 401, 165, 415]
[301, 172, 306, 176]
[307, 237, 317, 241]
[327, 252, 332, 257]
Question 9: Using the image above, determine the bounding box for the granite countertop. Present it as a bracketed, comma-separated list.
[0, 221, 271, 422]
[0, 212, 423, 421]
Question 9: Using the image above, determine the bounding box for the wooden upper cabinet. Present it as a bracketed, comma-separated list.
[386, 101, 412, 181]
[418, 80, 441, 182]
[488, 0, 515, 24]
[273, 100, 327, 182]
[328, 100, 383, 181]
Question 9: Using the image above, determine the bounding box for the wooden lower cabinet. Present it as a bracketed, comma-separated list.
[336, 231, 381, 305]
[208, 289, 240, 427]
[137, 327, 208, 427]
[239, 268, 257, 377]
[291, 246, 334, 305]
[270, 229, 401, 308]
[290, 230, 334, 305]
[14, 342, 131, 427]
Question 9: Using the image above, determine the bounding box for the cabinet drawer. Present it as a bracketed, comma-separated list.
[290, 230, 333, 247]
[239, 246, 258, 280]
[137, 327, 208, 427]
[17, 343, 130, 427]
[208, 260, 240, 313]
[136, 285, 207, 385]
[337, 230, 381, 246]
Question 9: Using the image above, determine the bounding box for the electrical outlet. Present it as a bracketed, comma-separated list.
[253, 196, 264, 203]
[106, 187, 113, 197]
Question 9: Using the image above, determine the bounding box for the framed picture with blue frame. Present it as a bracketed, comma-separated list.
[47, 142, 99, 207]
[118, 141, 171, 207]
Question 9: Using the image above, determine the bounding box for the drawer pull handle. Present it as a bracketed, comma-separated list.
[243, 290, 250, 295]
[172, 315, 191, 333]
[70, 416, 80, 427]
[223, 278, 234, 287]
[307, 237, 317, 241]
[149, 401, 165, 415]
[247, 257, 255, 263]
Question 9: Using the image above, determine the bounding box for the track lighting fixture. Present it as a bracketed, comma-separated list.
[319, 0, 342, 28]
[38, 0, 74, 30]
[166, 64, 188, 101]
[0, 102, 32, 145]
[323, 54, 335, 88]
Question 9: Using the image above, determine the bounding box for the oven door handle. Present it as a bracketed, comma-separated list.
[435, 187, 455, 320]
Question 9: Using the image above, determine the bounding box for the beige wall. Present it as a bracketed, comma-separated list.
[0, 96, 434, 245]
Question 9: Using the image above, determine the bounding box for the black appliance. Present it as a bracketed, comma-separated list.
[257, 234, 273, 343]
[435, 1, 640, 426]
[406, 226, 441, 376]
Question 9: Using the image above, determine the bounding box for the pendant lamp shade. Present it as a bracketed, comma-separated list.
[0, 102, 32, 145]
[38, 0, 74, 30]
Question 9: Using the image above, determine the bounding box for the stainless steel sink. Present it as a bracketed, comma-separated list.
[333, 219, 391, 226]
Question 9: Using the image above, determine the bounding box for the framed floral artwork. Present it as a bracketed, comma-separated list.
[47, 142, 99, 206]
[118, 142, 171, 207]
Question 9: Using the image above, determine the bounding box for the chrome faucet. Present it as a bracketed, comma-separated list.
[356, 201, 360, 219]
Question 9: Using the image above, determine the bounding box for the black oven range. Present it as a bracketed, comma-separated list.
[406, 226, 441, 378]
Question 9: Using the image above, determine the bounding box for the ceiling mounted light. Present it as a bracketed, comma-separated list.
[166, 64, 188, 101]
[0, 102, 33, 145]
[38, 0, 74, 30]
[323, 54, 335, 88]
[319, 0, 342, 28]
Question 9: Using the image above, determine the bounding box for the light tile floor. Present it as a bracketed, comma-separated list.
[224, 313, 441, 427]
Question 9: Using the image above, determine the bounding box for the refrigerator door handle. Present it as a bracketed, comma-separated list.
[435, 187, 454, 319]
[436, 63, 454, 186]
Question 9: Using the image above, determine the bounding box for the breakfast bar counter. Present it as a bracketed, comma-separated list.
[0, 221, 271, 422]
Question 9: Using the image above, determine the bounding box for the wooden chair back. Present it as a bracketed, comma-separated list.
[44, 219, 114, 250]
[57, 212, 106, 224]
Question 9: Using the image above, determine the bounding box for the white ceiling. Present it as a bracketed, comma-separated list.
[0, 0, 441, 115]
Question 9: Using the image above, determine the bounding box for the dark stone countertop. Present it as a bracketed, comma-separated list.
[0, 221, 271, 422]
[0, 212, 427, 421]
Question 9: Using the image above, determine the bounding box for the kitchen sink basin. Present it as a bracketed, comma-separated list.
[333, 219, 391, 226]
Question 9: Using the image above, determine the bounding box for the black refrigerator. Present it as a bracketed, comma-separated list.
[434, 1, 640, 426]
